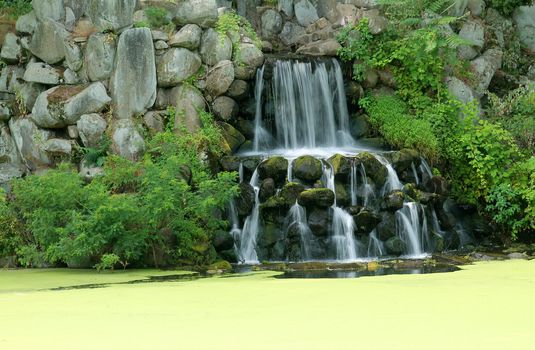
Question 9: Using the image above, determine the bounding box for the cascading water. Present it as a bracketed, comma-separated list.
[230, 58, 450, 264]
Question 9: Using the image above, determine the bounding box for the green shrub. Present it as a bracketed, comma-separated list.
[95, 254, 121, 272]
[488, 0, 533, 16]
[144, 6, 171, 29]
[0, 0, 32, 19]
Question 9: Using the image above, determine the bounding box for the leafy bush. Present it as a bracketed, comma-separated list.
[144, 6, 171, 29]
[488, 0, 533, 16]
[0, 0, 32, 19]
[95, 254, 121, 272]
[216, 11, 261, 61]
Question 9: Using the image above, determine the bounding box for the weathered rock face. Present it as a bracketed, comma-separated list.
[446, 76, 476, 105]
[157, 48, 202, 87]
[298, 188, 335, 208]
[29, 20, 68, 65]
[280, 22, 306, 47]
[16, 11, 38, 35]
[234, 43, 265, 80]
[219, 122, 246, 154]
[296, 38, 340, 56]
[111, 119, 145, 161]
[1, 33, 22, 63]
[295, 0, 319, 27]
[470, 48, 503, 97]
[9, 118, 53, 170]
[458, 19, 485, 60]
[43, 138, 72, 156]
[293, 156, 322, 182]
[200, 28, 232, 66]
[110, 28, 157, 120]
[236, 182, 255, 216]
[355, 152, 387, 187]
[258, 156, 288, 184]
[170, 84, 205, 133]
[23, 62, 63, 85]
[31, 0, 65, 22]
[261, 9, 283, 37]
[513, 6, 535, 52]
[174, 0, 219, 28]
[85, 33, 116, 82]
[212, 96, 238, 121]
[169, 24, 202, 50]
[206, 60, 234, 97]
[64, 40, 83, 72]
[86, 0, 137, 32]
[32, 83, 111, 128]
[77, 113, 107, 148]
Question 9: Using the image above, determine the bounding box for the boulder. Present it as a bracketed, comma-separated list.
[17, 83, 46, 112]
[169, 24, 202, 50]
[206, 60, 234, 97]
[467, 0, 485, 16]
[31, 0, 65, 22]
[362, 9, 388, 35]
[226, 79, 248, 100]
[279, 22, 306, 47]
[298, 188, 335, 208]
[174, 0, 219, 28]
[32, 83, 111, 128]
[354, 152, 387, 187]
[388, 149, 420, 173]
[279, 182, 306, 206]
[170, 84, 205, 133]
[0, 123, 22, 165]
[278, 0, 294, 17]
[9, 118, 53, 169]
[1, 33, 22, 63]
[64, 0, 87, 20]
[470, 48, 503, 97]
[212, 231, 235, 252]
[308, 208, 331, 237]
[294, 0, 319, 27]
[111, 28, 157, 120]
[43, 138, 72, 156]
[293, 155, 322, 182]
[77, 113, 107, 148]
[29, 20, 68, 65]
[513, 6, 535, 52]
[85, 33, 116, 82]
[354, 208, 381, 234]
[199, 28, 232, 66]
[450, 0, 468, 16]
[0, 103, 10, 122]
[458, 19, 485, 60]
[15, 11, 38, 35]
[381, 190, 405, 211]
[22, 62, 62, 85]
[296, 38, 340, 56]
[212, 96, 238, 121]
[261, 9, 283, 37]
[219, 122, 245, 154]
[111, 119, 145, 161]
[258, 156, 288, 184]
[143, 110, 165, 135]
[233, 43, 265, 80]
[236, 182, 255, 216]
[446, 76, 477, 105]
[423, 176, 449, 196]
[64, 40, 83, 72]
[385, 236, 406, 255]
[86, 0, 137, 32]
[157, 48, 202, 87]
[376, 212, 397, 241]
[259, 178, 276, 202]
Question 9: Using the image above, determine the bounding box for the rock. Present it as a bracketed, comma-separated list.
[174, 0, 219, 28]
[170, 84, 205, 133]
[363, 9, 388, 35]
[513, 6, 535, 53]
[67, 125, 78, 139]
[308, 208, 331, 236]
[261, 9, 283, 37]
[32, 83, 111, 128]
[388, 149, 420, 174]
[446, 76, 477, 105]
[507, 252, 529, 260]
[375, 212, 396, 241]
[298, 188, 335, 208]
[0, 65, 25, 94]
[279, 22, 306, 47]
[64, 0, 86, 20]
[467, 0, 485, 16]
[30, 20, 68, 65]
[0, 104, 10, 122]
[31, 0, 65, 22]
[278, 182, 306, 206]
[278, 0, 294, 17]
[16, 11, 38, 35]
[63, 69, 81, 84]
[470, 48, 503, 97]
[22, 62, 62, 85]
[0, 163, 24, 186]
[1, 33, 22, 63]
[169, 24, 202, 50]
[355, 152, 387, 187]
[350, 114, 370, 138]
[236, 182, 255, 216]
[206, 60, 234, 97]
[328, 154, 352, 179]
[354, 208, 381, 234]
[295, 0, 319, 27]
[233, 43, 265, 80]
[111, 28, 157, 120]
[0, 124, 22, 165]
[227, 79, 248, 100]
[450, 0, 468, 16]
[111, 119, 145, 161]
[86, 0, 137, 32]
[17, 83, 46, 112]
[258, 156, 288, 184]
[151, 30, 169, 42]
[385, 236, 406, 255]
[423, 176, 449, 195]
[362, 68, 378, 88]
[213, 231, 235, 252]
[296, 38, 340, 56]
[293, 156, 322, 182]
[157, 48, 202, 87]
[143, 110, 165, 135]
[64, 40, 83, 72]
[77, 113, 107, 148]
[43, 138, 72, 155]
[259, 178, 276, 202]
[9, 118, 53, 169]
[335, 182, 350, 207]
[219, 122, 245, 153]
[381, 191, 405, 211]
[200, 28, 232, 66]
[85, 33, 116, 82]
[212, 96, 238, 121]
[458, 19, 485, 60]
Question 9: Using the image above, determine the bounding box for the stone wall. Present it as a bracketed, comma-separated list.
[0, 0, 265, 186]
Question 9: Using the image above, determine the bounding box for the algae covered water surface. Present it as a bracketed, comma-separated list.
[0, 260, 534, 350]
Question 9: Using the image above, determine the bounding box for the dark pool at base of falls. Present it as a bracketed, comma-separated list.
[274, 265, 461, 279]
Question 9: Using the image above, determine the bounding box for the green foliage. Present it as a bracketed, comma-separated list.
[488, 0, 532, 16]
[0, 189, 23, 258]
[79, 136, 111, 167]
[133, 21, 150, 28]
[0, 0, 32, 19]
[216, 11, 262, 61]
[94, 253, 120, 272]
[144, 6, 171, 29]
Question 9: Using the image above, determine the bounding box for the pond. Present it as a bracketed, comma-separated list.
[0, 260, 534, 350]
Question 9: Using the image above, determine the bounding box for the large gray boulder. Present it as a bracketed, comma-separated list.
[0, 33, 22, 63]
[294, 0, 319, 27]
[77, 113, 107, 148]
[111, 119, 145, 161]
[31, 82, 111, 128]
[17, 83, 46, 112]
[86, 0, 137, 32]
[212, 96, 238, 121]
[296, 38, 340, 56]
[170, 85, 205, 133]
[169, 24, 202, 50]
[446, 77, 476, 105]
[279, 22, 306, 47]
[23, 62, 63, 85]
[199, 28, 232, 66]
[31, 0, 65, 22]
[64, 40, 83, 72]
[470, 48, 503, 97]
[467, 0, 485, 16]
[458, 19, 485, 60]
[85, 33, 116, 82]
[110, 28, 157, 120]
[15, 11, 38, 35]
[233, 43, 264, 80]
[9, 118, 54, 169]
[157, 48, 201, 87]
[43, 138, 72, 156]
[513, 6, 535, 53]
[278, 0, 294, 17]
[261, 9, 283, 37]
[29, 20, 68, 65]
[174, 0, 219, 28]
[0, 123, 22, 166]
[64, 0, 87, 20]
[206, 60, 234, 97]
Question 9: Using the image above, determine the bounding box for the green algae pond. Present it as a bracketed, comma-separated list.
[1, 260, 534, 350]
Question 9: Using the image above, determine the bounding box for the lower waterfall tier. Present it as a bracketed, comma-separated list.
[220, 150, 477, 264]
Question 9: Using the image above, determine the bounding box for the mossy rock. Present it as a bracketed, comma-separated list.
[354, 208, 382, 234]
[355, 152, 387, 187]
[385, 236, 406, 255]
[236, 182, 255, 216]
[293, 155, 322, 182]
[207, 260, 232, 272]
[298, 188, 335, 208]
[328, 154, 352, 179]
[212, 230, 235, 252]
[220, 156, 241, 172]
[334, 182, 350, 207]
[218, 122, 245, 154]
[381, 190, 405, 211]
[258, 156, 288, 185]
[402, 183, 421, 202]
[376, 211, 397, 241]
[259, 178, 276, 202]
[387, 149, 420, 173]
[218, 249, 237, 263]
[258, 223, 284, 248]
[279, 182, 306, 206]
[307, 208, 331, 237]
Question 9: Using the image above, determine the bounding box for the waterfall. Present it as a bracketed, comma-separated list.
[376, 155, 402, 194]
[396, 203, 430, 257]
[367, 230, 385, 258]
[411, 162, 420, 185]
[350, 163, 358, 206]
[253, 66, 271, 153]
[350, 161, 375, 207]
[235, 169, 261, 264]
[285, 202, 314, 261]
[238, 162, 244, 183]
